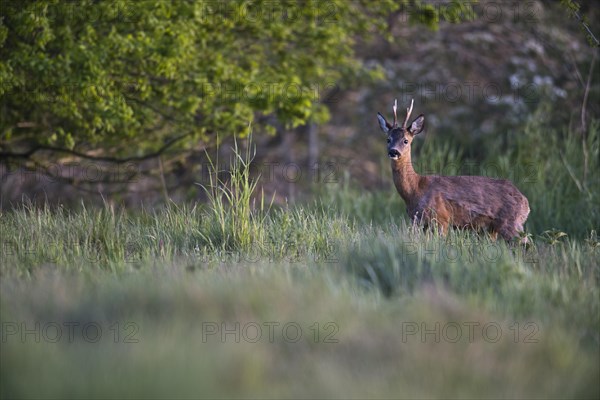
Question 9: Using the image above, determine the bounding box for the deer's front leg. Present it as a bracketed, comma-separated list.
[420, 203, 449, 235]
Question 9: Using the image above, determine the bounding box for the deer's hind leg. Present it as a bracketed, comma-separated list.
[498, 223, 519, 242]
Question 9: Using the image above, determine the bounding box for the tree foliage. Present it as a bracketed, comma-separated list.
[0, 0, 468, 165]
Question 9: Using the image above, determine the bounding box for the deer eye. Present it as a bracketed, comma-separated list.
[387, 138, 391, 143]
[403, 139, 409, 144]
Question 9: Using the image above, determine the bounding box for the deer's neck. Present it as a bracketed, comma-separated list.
[391, 153, 422, 206]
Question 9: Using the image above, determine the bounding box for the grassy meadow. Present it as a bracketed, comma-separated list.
[1, 119, 599, 399]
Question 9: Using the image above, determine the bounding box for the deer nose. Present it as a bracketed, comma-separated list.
[388, 149, 400, 158]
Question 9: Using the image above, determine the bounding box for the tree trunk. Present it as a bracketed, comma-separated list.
[283, 130, 296, 203]
[308, 120, 319, 173]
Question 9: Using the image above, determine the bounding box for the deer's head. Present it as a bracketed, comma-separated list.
[377, 99, 424, 160]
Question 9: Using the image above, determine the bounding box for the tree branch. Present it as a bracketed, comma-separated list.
[574, 11, 600, 47]
[0, 132, 192, 163]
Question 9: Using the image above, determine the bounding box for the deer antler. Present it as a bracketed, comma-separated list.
[402, 99, 414, 129]
[392, 99, 398, 128]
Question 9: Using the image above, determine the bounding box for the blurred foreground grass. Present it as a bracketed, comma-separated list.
[1, 201, 598, 399]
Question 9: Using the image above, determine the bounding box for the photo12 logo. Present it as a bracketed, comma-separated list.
[201, 321, 339, 344]
[1, 321, 140, 344]
[400, 321, 540, 344]
[198, 1, 338, 25]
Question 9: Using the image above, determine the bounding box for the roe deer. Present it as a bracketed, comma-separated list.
[377, 99, 530, 242]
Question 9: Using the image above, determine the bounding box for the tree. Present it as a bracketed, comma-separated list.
[0, 0, 464, 180]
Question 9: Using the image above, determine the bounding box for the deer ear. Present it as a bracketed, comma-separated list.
[409, 114, 425, 135]
[377, 112, 391, 134]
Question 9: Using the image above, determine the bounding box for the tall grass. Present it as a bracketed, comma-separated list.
[1, 203, 598, 398]
[508, 112, 599, 237]
[0, 117, 598, 399]
[195, 136, 271, 251]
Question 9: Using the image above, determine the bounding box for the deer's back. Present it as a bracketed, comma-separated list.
[413, 175, 529, 231]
